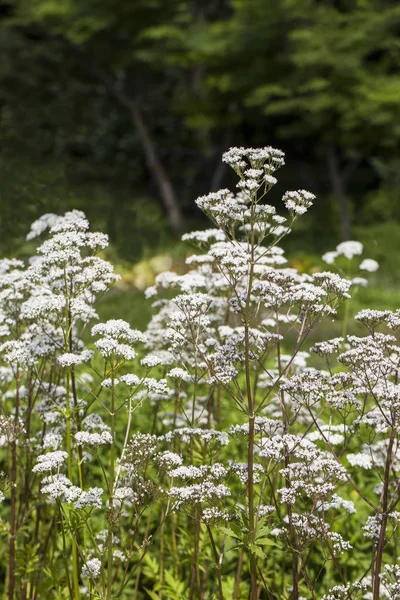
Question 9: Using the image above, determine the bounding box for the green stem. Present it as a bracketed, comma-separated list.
[245, 203, 258, 600]
[8, 367, 20, 600]
[107, 356, 116, 600]
[63, 268, 80, 600]
[206, 524, 224, 600]
[57, 501, 73, 599]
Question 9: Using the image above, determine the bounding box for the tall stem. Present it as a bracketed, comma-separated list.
[277, 331, 299, 600]
[206, 524, 224, 600]
[189, 507, 201, 600]
[245, 206, 257, 599]
[65, 368, 80, 599]
[107, 355, 116, 600]
[58, 501, 73, 599]
[8, 367, 20, 600]
[63, 270, 80, 600]
[372, 428, 395, 600]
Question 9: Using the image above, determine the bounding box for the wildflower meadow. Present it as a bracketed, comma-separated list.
[1, 147, 400, 600]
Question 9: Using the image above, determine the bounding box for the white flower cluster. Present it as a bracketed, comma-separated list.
[75, 431, 113, 446]
[321, 581, 369, 600]
[57, 350, 93, 367]
[323, 240, 364, 263]
[228, 461, 264, 484]
[81, 558, 102, 579]
[222, 146, 285, 172]
[322, 240, 379, 288]
[317, 493, 356, 514]
[168, 481, 231, 510]
[164, 427, 229, 447]
[202, 507, 232, 522]
[74, 487, 103, 510]
[33, 451, 68, 473]
[40, 474, 103, 509]
[156, 451, 183, 469]
[380, 564, 400, 599]
[282, 190, 315, 216]
[168, 463, 227, 481]
[278, 452, 347, 505]
[3, 149, 397, 598]
[362, 514, 381, 542]
[92, 319, 146, 360]
[182, 229, 226, 245]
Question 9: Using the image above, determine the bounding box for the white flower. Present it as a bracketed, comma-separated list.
[351, 277, 368, 287]
[282, 190, 315, 215]
[91, 320, 146, 343]
[74, 487, 103, 509]
[26, 213, 59, 240]
[359, 258, 379, 272]
[168, 481, 231, 510]
[347, 452, 373, 469]
[156, 452, 183, 469]
[43, 431, 63, 450]
[317, 494, 356, 514]
[168, 463, 227, 481]
[362, 515, 381, 541]
[336, 240, 363, 259]
[182, 229, 226, 245]
[0, 341, 36, 367]
[41, 474, 81, 502]
[164, 428, 229, 446]
[120, 373, 141, 387]
[202, 507, 231, 522]
[75, 431, 113, 446]
[113, 550, 127, 564]
[114, 487, 134, 500]
[82, 414, 110, 432]
[322, 251, 338, 265]
[140, 353, 166, 368]
[101, 378, 120, 388]
[57, 350, 93, 367]
[81, 558, 102, 579]
[167, 368, 192, 382]
[33, 451, 68, 473]
[94, 337, 136, 360]
[258, 505, 276, 517]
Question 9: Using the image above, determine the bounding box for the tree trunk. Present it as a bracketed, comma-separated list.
[210, 131, 232, 191]
[106, 82, 185, 233]
[327, 144, 351, 240]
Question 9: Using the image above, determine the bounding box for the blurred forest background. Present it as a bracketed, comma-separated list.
[1, 0, 400, 293]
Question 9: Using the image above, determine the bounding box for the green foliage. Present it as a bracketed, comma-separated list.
[1, 0, 400, 256]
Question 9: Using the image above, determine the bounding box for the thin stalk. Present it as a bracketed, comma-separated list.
[107, 355, 116, 600]
[69, 318, 87, 555]
[206, 524, 224, 600]
[159, 509, 165, 600]
[132, 513, 152, 600]
[234, 550, 244, 600]
[57, 501, 73, 599]
[189, 508, 201, 600]
[244, 202, 257, 599]
[8, 367, 20, 600]
[114, 396, 133, 490]
[372, 427, 396, 600]
[22, 378, 34, 593]
[63, 269, 80, 600]
[276, 328, 299, 600]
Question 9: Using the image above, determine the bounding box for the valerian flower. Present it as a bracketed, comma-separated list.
[81, 558, 102, 579]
